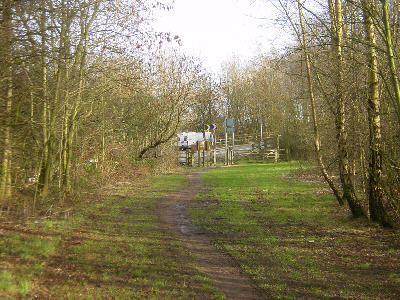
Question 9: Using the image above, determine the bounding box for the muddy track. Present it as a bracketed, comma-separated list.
[157, 172, 264, 299]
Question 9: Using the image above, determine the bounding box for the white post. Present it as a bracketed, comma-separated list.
[213, 130, 217, 165]
[232, 131, 235, 164]
[225, 132, 228, 165]
[276, 134, 280, 162]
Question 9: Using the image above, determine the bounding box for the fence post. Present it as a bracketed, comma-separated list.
[197, 146, 201, 167]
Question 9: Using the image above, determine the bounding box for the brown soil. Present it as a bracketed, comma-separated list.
[157, 172, 265, 299]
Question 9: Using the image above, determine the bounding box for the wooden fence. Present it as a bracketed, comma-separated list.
[178, 134, 288, 165]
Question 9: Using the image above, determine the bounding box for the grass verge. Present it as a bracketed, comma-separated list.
[0, 174, 222, 299]
[191, 161, 400, 299]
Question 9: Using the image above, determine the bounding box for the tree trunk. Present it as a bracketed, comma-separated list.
[329, 0, 364, 217]
[37, 5, 51, 198]
[61, 1, 99, 194]
[381, 0, 400, 124]
[297, 0, 344, 206]
[62, 123, 74, 193]
[0, 0, 14, 203]
[362, 0, 392, 227]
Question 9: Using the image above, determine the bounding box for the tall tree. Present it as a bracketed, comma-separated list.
[61, 0, 101, 194]
[0, 0, 14, 203]
[361, 0, 392, 226]
[37, 1, 51, 198]
[294, 0, 344, 205]
[329, 0, 364, 216]
[381, 0, 400, 124]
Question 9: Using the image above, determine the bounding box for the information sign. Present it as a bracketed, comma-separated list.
[225, 118, 235, 132]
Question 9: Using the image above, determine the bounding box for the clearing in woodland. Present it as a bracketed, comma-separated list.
[0, 162, 399, 299]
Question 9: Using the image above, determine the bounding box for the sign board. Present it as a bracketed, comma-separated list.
[226, 118, 235, 128]
[204, 124, 217, 131]
[225, 118, 235, 132]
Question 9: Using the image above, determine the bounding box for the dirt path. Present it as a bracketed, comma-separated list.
[158, 172, 264, 299]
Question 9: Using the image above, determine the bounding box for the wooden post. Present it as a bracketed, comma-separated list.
[198, 148, 201, 167]
[205, 141, 209, 166]
[195, 141, 201, 167]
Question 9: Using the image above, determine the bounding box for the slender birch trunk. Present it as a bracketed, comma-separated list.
[362, 0, 392, 227]
[381, 0, 400, 124]
[296, 0, 344, 205]
[329, 0, 364, 216]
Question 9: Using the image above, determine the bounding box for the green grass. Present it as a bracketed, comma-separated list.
[0, 232, 60, 297]
[191, 161, 400, 299]
[3, 162, 400, 299]
[0, 235, 60, 258]
[0, 174, 222, 299]
[0, 270, 31, 297]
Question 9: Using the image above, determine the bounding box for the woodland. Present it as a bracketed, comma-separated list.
[0, 0, 400, 228]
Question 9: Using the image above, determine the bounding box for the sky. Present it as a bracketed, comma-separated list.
[153, 0, 289, 73]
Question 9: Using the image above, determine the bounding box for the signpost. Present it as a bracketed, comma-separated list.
[204, 124, 217, 166]
[225, 118, 235, 165]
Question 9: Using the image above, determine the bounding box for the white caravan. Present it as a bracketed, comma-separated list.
[177, 131, 212, 150]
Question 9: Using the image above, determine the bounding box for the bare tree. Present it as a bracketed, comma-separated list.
[329, 0, 364, 215]
[276, 0, 345, 206]
[361, 0, 392, 226]
[381, 0, 400, 124]
[0, 0, 14, 203]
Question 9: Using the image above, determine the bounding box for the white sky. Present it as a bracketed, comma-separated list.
[154, 0, 289, 73]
